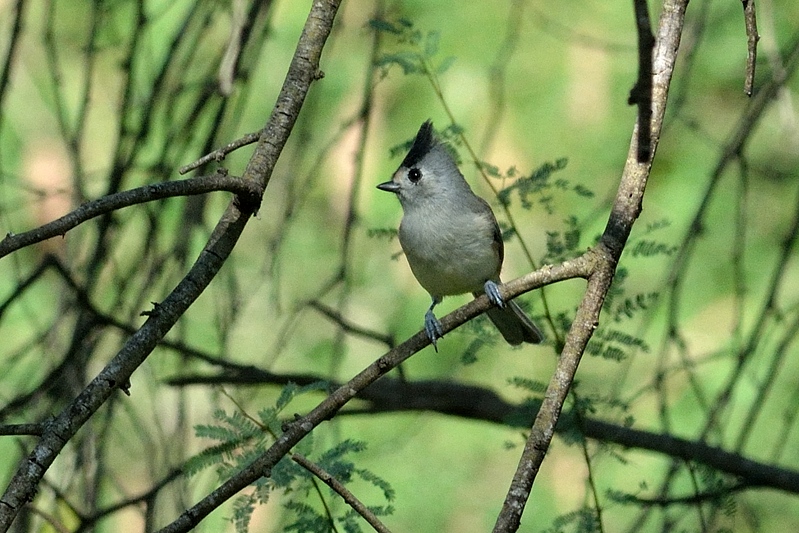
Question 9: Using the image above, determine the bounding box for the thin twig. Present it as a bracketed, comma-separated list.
[0, 172, 261, 259]
[178, 132, 261, 174]
[26, 506, 71, 533]
[619, 481, 749, 506]
[308, 300, 395, 347]
[74, 468, 183, 532]
[0, 0, 26, 134]
[292, 453, 393, 533]
[741, 0, 759, 96]
[573, 396, 605, 533]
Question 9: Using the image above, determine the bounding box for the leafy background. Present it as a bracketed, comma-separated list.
[1, 0, 798, 531]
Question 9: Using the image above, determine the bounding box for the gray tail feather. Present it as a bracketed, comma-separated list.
[484, 301, 545, 345]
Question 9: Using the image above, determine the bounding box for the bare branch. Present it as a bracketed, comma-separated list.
[307, 300, 395, 347]
[493, 1, 690, 531]
[292, 453, 393, 533]
[0, 0, 339, 527]
[0, 424, 44, 437]
[741, 0, 760, 96]
[628, 0, 656, 162]
[0, 171, 261, 259]
[178, 132, 261, 175]
[167, 369, 799, 496]
[155, 257, 588, 533]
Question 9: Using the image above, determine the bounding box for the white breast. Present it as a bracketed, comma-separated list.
[399, 207, 499, 297]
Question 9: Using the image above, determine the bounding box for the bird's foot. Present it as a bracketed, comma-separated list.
[484, 280, 506, 308]
[424, 309, 444, 351]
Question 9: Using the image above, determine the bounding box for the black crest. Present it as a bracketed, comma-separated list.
[400, 120, 436, 168]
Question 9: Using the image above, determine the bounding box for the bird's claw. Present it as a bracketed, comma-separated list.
[484, 280, 506, 308]
[424, 309, 444, 351]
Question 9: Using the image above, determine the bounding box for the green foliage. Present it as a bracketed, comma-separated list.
[556, 391, 633, 447]
[461, 314, 504, 356]
[185, 384, 394, 532]
[542, 506, 601, 533]
[281, 459, 395, 532]
[460, 336, 486, 365]
[606, 463, 740, 526]
[496, 158, 573, 214]
[585, 326, 652, 362]
[695, 463, 739, 517]
[588, 217, 672, 358]
[366, 227, 398, 240]
[283, 501, 330, 532]
[610, 292, 660, 323]
[543, 216, 583, 264]
[356, 469, 395, 503]
[371, 18, 456, 78]
[507, 376, 548, 395]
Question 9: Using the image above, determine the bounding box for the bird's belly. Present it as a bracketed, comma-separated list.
[400, 229, 497, 297]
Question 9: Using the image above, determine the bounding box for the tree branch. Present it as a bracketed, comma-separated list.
[178, 132, 261, 175]
[741, 0, 759, 96]
[166, 370, 799, 496]
[292, 453, 392, 533]
[629, 0, 655, 162]
[0, 0, 338, 528]
[0, 171, 261, 259]
[155, 256, 588, 533]
[493, 1, 690, 531]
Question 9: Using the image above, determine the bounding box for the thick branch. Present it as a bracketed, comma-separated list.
[166, 370, 799, 496]
[493, 1, 690, 531]
[629, 0, 655, 162]
[0, 0, 338, 530]
[155, 257, 589, 533]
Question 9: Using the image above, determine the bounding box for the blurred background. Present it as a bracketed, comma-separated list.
[1, 0, 798, 531]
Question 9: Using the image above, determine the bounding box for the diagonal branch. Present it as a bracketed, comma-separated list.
[0, 0, 340, 530]
[292, 453, 393, 533]
[178, 132, 261, 174]
[167, 369, 799, 495]
[629, 0, 656, 162]
[155, 257, 589, 533]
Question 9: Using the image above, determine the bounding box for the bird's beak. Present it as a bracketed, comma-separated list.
[376, 180, 400, 193]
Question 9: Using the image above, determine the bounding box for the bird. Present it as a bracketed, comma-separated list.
[377, 120, 544, 348]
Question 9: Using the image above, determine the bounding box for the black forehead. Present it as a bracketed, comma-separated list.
[400, 120, 435, 168]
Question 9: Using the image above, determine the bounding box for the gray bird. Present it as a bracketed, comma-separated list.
[377, 121, 544, 348]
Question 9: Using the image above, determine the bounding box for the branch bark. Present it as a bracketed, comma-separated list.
[493, 1, 690, 531]
[155, 255, 588, 532]
[0, 0, 341, 529]
[165, 369, 799, 496]
[0, 171, 261, 258]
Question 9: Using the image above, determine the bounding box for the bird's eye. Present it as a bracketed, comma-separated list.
[408, 168, 422, 183]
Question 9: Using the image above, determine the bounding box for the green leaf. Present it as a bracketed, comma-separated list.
[357, 469, 396, 502]
[368, 19, 401, 34]
[424, 30, 440, 57]
[375, 52, 421, 74]
[507, 376, 548, 394]
[436, 55, 456, 74]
